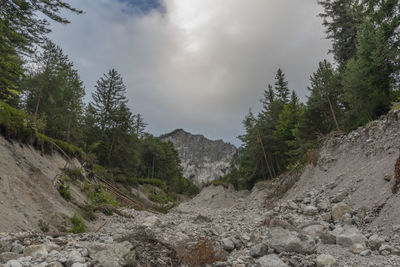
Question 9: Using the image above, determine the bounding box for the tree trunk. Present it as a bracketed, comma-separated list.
[326, 94, 340, 131]
[256, 129, 274, 180]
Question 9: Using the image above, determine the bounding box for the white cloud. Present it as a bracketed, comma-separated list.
[50, 0, 332, 146]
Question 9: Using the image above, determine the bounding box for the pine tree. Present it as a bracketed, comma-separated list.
[274, 69, 290, 104]
[318, 0, 364, 67]
[0, 0, 82, 53]
[305, 60, 343, 134]
[23, 41, 85, 143]
[343, 20, 395, 127]
[91, 69, 128, 132]
[133, 113, 147, 137]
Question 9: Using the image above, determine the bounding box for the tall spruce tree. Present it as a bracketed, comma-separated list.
[274, 68, 290, 104]
[91, 69, 128, 132]
[318, 0, 363, 68]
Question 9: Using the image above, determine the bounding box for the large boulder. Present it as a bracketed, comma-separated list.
[368, 234, 384, 250]
[331, 202, 352, 222]
[89, 241, 133, 267]
[268, 227, 316, 254]
[333, 226, 366, 248]
[256, 254, 288, 267]
[316, 254, 336, 266]
[23, 244, 48, 258]
[249, 243, 268, 258]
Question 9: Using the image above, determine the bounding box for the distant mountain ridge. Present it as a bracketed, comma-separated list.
[160, 129, 237, 186]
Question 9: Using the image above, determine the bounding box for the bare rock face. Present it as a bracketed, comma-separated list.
[160, 129, 237, 186]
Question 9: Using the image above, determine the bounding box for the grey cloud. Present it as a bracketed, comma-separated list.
[50, 0, 332, 146]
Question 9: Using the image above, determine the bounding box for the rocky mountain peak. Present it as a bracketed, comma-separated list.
[160, 129, 237, 186]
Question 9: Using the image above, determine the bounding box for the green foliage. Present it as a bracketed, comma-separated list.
[80, 204, 97, 221]
[38, 219, 50, 233]
[63, 168, 83, 181]
[70, 215, 85, 234]
[23, 41, 85, 144]
[138, 178, 165, 188]
[83, 183, 118, 207]
[343, 19, 395, 128]
[58, 184, 71, 201]
[148, 191, 175, 205]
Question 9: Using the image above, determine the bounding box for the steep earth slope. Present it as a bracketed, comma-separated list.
[287, 108, 400, 236]
[0, 135, 86, 233]
[160, 129, 237, 186]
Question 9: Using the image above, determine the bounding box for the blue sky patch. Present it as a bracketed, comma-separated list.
[117, 0, 165, 15]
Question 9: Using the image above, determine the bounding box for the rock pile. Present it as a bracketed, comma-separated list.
[1, 183, 400, 266]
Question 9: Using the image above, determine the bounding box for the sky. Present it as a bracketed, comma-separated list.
[49, 0, 332, 147]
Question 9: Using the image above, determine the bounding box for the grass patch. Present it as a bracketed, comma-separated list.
[38, 219, 50, 233]
[62, 167, 83, 181]
[148, 191, 175, 205]
[58, 184, 71, 201]
[138, 178, 166, 188]
[83, 183, 118, 207]
[80, 204, 97, 221]
[70, 215, 85, 234]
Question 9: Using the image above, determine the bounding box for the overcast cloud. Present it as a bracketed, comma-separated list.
[49, 0, 332, 146]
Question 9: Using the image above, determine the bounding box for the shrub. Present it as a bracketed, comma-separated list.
[38, 219, 50, 233]
[83, 183, 118, 207]
[306, 150, 319, 166]
[70, 215, 85, 234]
[58, 184, 71, 201]
[63, 167, 83, 181]
[181, 238, 225, 266]
[138, 178, 165, 188]
[80, 204, 97, 221]
[0, 101, 84, 159]
[148, 192, 175, 205]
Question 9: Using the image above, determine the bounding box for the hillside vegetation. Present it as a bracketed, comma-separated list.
[218, 1, 399, 190]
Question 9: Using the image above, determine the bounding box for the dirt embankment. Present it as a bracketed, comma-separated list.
[0, 135, 86, 232]
[287, 108, 400, 235]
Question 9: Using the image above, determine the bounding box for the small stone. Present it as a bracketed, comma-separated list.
[303, 197, 312, 204]
[66, 250, 85, 266]
[350, 243, 366, 254]
[221, 238, 235, 251]
[286, 200, 298, 210]
[303, 206, 318, 216]
[249, 243, 268, 258]
[320, 232, 336, 245]
[360, 249, 371, 256]
[317, 201, 329, 211]
[4, 260, 22, 267]
[379, 243, 393, 255]
[368, 234, 384, 250]
[331, 202, 352, 222]
[141, 215, 160, 228]
[364, 215, 374, 223]
[71, 264, 86, 267]
[10, 242, 24, 254]
[316, 254, 336, 266]
[384, 174, 392, 181]
[332, 191, 347, 203]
